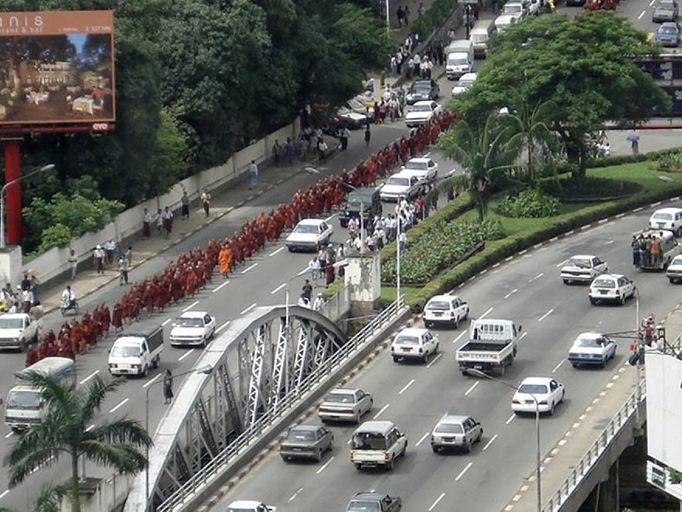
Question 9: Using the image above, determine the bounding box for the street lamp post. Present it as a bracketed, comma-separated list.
[0, 163, 55, 248]
[466, 368, 542, 512]
[144, 364, 213, 510]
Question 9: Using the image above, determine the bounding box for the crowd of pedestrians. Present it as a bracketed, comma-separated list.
[0, 271, 42, 317]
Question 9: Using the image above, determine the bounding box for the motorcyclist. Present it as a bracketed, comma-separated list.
[61, 285, 77, 309]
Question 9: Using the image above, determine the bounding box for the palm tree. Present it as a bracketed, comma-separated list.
[4, 375, 152, 512]
[437, 114, 519, 221]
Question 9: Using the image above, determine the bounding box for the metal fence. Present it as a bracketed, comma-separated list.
[157, 295, 406, 512]
[542, 379, 647, 512]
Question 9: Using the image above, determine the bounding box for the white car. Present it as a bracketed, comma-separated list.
[379, 170, 424, 201]
[423, 294, 469, 328]
[318, 388, 373, 423]
[402, 157, 439, 183]
[0, 313, 40, 351]
[430, 414, 483, 453]
[226, 501, 276, 512]
[511, 377, 565, 415]
[169, 311, 216, 347]
[286, 219, 333, 252]
[502, 2, 525, 21]
[649, 207, 682, 236]
[667, 254, 682, 283]
[494, 14, 516, 32]
[523, 0, 541, 15]
[405, 100, 442, 128]
[588, 274, 636, 305]
[391, 327, 439, 363]
[452, 73, 477, 96]
[560, 254, 608, 284]
[568, 332, 617, 368]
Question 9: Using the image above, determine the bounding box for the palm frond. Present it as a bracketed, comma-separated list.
[78, 376, 125, 425]
[7, 446, 64, 487]
[80, 441, 148, 474]
[33, 484, 68, 512]
[87, 419, 152, 449]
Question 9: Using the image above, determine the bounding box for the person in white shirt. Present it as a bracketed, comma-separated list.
[312, 293, 325, 311]
[61, 285, 76, 308]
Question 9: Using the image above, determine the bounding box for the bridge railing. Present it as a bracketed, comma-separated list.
[157, 295, 406, 512]
[542, 379, 646, 512]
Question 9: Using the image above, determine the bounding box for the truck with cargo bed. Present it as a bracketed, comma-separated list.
[455, 319, 521, 375]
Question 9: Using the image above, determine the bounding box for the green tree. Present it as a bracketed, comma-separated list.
[454, 12, 670, 175]
[5, 374, 151, 512]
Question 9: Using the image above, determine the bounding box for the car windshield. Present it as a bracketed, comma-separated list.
[504, 3, 523, 13]
[410, 104, 434, 112]
[347, 192, 374, 204]
[435, 422, 464, 434]
[427, 301, 451, 310]
[592, 278, 615, 288]
[654, 212, 673, 220]
[672, 256, 682, 266]
[293, 224, 319, 234]
[518, 383, 548, 394]
[6, 390, 42, 410]
[387, 177, 410, 187]
[412, 82, 431, 90]
[406, 161, 428, 170]
[567, 257, 591, 268]
[347, 501, 381, 512]
[660, 25, 678, 33]
[395, 335, 420, 345]
[348, 98, 364, 110]
[0, 317, 23, 329]
[325, 392, 355, 404]
[177, 318, 203, 328]
[110, 344, 140, 357]
[459, 78, 476, 87]
[575, 336, 602, 348]
[352, 432, 387, 450]
[287, 429, 316, 442]
[448, 56, 469, 66]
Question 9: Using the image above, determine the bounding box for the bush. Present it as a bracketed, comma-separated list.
[36, 224, 72, 254]
[540, 176, 642, 199]
[655, 151, 682, 172]
[496, 189, 560, 218]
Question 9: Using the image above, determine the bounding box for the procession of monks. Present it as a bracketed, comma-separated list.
[25, 112, 459, 368]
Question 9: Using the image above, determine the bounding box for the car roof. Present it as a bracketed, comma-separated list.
[519, 377, 553, 386]
[329, 388, 360, 395]
[653, 207, 682, 214]
[575, 332, 604, 340]
[406, 157, 433, 164]
[179, 311, 209, 319]
[438, 414, 469, 424]
[593, 273, 624, 280]
[569, 254, 597, 260]
[396, 327, 429, 336]
[672, 255, 682, 263]
[0, 313, 26, 319]
[297, 218, 325, 226]
[496, 14, 515, 21]
[428, 294, 461, 302]
[354, 420, 396, 434]
[228, 501, 263, 507]
[289, 424, 321, 432]
[351, 492, 387, 501]
[413, 100, 436, 106]
[459, 73, 477, 81]
[391, 169, 421, 178]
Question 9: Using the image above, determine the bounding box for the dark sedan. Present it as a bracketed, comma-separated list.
[279, 425, 333, 462]
[654, 22, 681, 47]
[405, 79, 440, 105]
[653, 0, 679, 22]
[346, 492, 402, 512]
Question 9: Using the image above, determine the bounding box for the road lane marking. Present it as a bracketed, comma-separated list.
[288, 487, 304, 502]
[0, 490, 8, 500]
[427, 353, 442, 368]
[373, 404, 390, 419]
[80, 370, 99, 385]
[271, 283, 287, 294]
[605, 240, 615, 245]
[428, 492, 446, 511]
[212, 280, 231, 293]
[85, 424, 95, 432]
[530, 272, 544, 282]
[143, 375, 161, 389]
[464, 382, 479, 396]
[504, 288, 518, 299]
[483, 434, 498, 451]
[453, 332, 466, 344]
[399, 379, 415, 395]
[538, 308, 554, 322]
[4, 432, 13, 439]
[269, 247, 285, 257]
[162, 319, 171, 327]
[506, 414, 516, 425]
[316, 456, 335, 474]
[480, 307, 494, 319]
[649, 0, 655, 5]
[216, 320, 231, 333]
[638, 9, 646, 18]
[552, 359, 565, 373]
[297, 267, 309, 276]
[241, 263, 258, 274]
[416, 432, 430, 446]
[520, 332, 528, 341]
[556, 260, 567, 268]
[109, 398, 129, 413]
[240, 303, 257, 315]
[455, 462, 473, 481]
[178, 350, 195, 362]
[182, 300, 199, 312]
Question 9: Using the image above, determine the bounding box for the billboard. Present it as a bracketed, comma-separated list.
[646, 352, 682, 500]
[0, 10, 115, 129]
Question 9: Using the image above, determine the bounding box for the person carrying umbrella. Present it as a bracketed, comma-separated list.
[626, 133, 640, 154]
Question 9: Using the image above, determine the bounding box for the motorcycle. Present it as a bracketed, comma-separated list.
[60, 298, 80, 316]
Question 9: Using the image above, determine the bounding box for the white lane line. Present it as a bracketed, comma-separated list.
[427, 353, 442, 368]
[519, 332, 528, 341]
[143, 374, 161, 389]
[504, 288, 518, 299]
[416, 432, 431, 446]
[506, 413, 516, 425]
[4, 432, 13, 439]
[178, 350, 195, 362]
[216, 320, 231, 333]
[0, 490, 8, 500]
[325, 213, 337, 223]
[455, 462, 473, 481]
[241, 263, 258, 274]
[271, 283, 286, 295]
[316, 456, 335, 474]
[79, 370, 99, 385]
[453, 332, 466, 344]
[269, 247, 285, 257]
[480, 306, 494, 319]
[182, 300, 199, 312]
[552, 359, 565, 373]
[428, 492, 446, 511]
[399, 379, 415, 395]
[530, 272, 544, 282]
[555, 260, 567, 268]
[538, 308, 554, 322]
[638, 9, 646, 18]
[649, 0, 655, 5]
[288, 487, 304, 502]
[212, 279, 231, 293]
[605, 240, 615, 245]
[162, 319, 171, 327]
[464, 381, 479, 396]
[85, 424, 95, 432]
[483, 434, 498, 451]
[373, 404, 390, 419]
[297, 267, 309, 276]
[108, 398, 129, 413]
[240, 303, 257, 315]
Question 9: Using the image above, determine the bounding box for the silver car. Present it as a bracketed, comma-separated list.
[430, 415, 483, 453]
[279, 425, 333, 462]
[653, 0, 679, 22]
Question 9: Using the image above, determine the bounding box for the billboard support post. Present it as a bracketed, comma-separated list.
[2, 140, 22, 246]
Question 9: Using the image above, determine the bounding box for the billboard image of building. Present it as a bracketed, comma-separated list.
[0, 10, 115, 128]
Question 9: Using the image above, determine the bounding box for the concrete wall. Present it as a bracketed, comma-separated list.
[22, 119, 299, 286]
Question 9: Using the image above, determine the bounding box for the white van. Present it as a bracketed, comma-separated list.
[350, 420, 407, 470]
[5, 357, 76, 431]
[108, 322, 164, 377]
[470, 20, 496, 58]
[445, 39, 474, 79]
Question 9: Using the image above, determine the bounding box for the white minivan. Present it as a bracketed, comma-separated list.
[649, 207, 682, 236]
[350, 420, 407, 471]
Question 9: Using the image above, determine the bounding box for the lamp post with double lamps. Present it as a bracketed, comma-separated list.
[144, 364, 213, 509]
[1, 163, 55, 248]
[465, 368, 542, 512]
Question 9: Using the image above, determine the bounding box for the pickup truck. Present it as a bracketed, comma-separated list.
[108, 322, 163, 377]
[0, 313, 40, 351]
[456, 319, 521, 376]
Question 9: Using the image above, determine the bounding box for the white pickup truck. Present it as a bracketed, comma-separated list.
[0, 313, 40, 351]
[455, 319, 521, 376]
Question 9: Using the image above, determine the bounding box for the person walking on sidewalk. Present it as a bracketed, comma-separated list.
[155, 208, 164, 236]
[118, 257, 129, 285]
[249, 160, 259, 189]
[272, 139, 282, 166]
[93, 245, 105, 275]
[181, 191, 190, 219]
[68, 249, 78, 280]
[162, 206, 174, 237]
[163, 369, 174, 405]
[143, 208, 152, 238]
[201, 189, 211, 217]
[125, 245, 133, 267]
[286, 138, 295, 165]
[364, 125, 371, 147]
